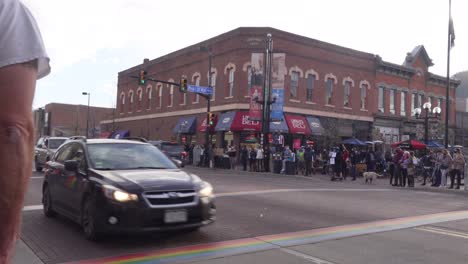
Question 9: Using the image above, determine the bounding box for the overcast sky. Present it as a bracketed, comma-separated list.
[23, 0, 467, 109]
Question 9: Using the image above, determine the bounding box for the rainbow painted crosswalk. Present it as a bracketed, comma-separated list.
[71, 210, 468, 264]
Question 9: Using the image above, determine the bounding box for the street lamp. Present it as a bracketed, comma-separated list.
[82, 92, 90, 138]
[414, 101, 442, 144]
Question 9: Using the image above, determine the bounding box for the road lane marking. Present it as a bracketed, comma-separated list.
[30, 176, 44, 179]
[21, 188, 393, 212]
[69, 210, 468, 264]
[216, 188, 395, 197]
[415, 226, 468, 239]
[23, 205, 43, 211]
[279, 248, 336, 264]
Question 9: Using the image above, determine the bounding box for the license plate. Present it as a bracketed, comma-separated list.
[164, 209, 188, 223]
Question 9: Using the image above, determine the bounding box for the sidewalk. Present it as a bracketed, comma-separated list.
[12, 239, 44, 264]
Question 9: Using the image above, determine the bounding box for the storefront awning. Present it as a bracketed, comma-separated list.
[173, 116, 197, 134]
[215, 111, 236, 131]
[284, 114, 311, 135]
[306, 116, 325, 136]
[231, 111, 261, 132]
[215, 111, 261, 132]
[111, 130, 129, 139]
[270, 115, 289, 133]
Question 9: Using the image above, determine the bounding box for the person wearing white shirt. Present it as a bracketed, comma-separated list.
[256, 145, 264, 172]
[0, 0, 51, 262]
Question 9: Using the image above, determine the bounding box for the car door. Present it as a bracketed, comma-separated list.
[47, 144, 73, 212]
[62, 144, 89, 218]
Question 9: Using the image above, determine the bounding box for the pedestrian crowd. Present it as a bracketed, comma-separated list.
[183, 142, 465, 189]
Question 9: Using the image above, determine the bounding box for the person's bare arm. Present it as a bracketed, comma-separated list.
[0, 61, 37, 263]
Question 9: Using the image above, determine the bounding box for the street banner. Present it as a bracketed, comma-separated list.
[293, 139, 301, 150]
[249, 53, 264, 121]
[270, 53, 286, 121]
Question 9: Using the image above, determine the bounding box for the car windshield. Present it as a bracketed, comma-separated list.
[87, 143, 177, 170]
[161, 144, 184, 153]
[48, 139, 66, 149]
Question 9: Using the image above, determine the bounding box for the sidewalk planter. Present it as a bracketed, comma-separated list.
[273, 160, 282, 174]
[285, 161, 296, 175]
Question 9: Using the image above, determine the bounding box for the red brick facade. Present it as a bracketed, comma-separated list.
[101, 27, 459, 146]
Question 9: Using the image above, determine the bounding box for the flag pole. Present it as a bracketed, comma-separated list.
[444, 0, 451, 148]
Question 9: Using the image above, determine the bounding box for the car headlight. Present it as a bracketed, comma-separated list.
[198, 182, 213, 197]
[102, 185, 138, 202]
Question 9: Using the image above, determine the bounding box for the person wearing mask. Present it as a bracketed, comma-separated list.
[450, 148, 465, 189]
[439, 149, 452, 188]
[240, 145, 249, 171]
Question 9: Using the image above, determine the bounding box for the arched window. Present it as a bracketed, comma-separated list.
[136, 88, 143, 111]
[119, 92, 125, 113]
[128, 90, 134, 112]
[157, 84, 162, 109]
[146, 86, 152, 110]
[192, 74, 200, 103]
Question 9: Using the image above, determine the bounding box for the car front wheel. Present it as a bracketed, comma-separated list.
[81, 197, 101, 241]
[43, 185, 56, 217]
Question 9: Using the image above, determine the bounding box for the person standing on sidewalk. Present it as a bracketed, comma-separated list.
[392, 148, 403, 186]
[0, 0, 51, 262]
[263, 146, 270, 172]
[227, 144, 237, 170]
[406, 151, 416, 187]
[256, 145, 264, 172]
[240, 145, 248, 171]
[249, 147, 257, 172]
[439, 149, 452, 188]
[450, 149, 464, 189]
[304, 145, 313, 176]
[400, 151, 410, 187]
[421, 150, 434, 186]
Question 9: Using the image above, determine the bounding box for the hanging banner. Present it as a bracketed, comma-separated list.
[270, 53, 286, 121]
[249, 53, 264, 121]
[293, 139, 301, 150]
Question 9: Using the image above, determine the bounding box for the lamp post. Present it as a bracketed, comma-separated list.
[414, 101, 442, 144]
[82, 92, 90, 137]
[200, 46, 212, 167]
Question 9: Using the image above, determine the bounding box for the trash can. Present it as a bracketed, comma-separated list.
[285, 161, 296, 175]
[273, 160, 282, 174]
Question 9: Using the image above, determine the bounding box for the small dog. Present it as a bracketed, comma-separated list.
[363, 172, 381, 184]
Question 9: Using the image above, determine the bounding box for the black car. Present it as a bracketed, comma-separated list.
[42, 138, 216, 240]
[149, 140, 187, 167]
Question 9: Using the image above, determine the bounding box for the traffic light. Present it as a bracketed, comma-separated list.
[138, 70, 147, 85]
[208, 112, 215, 127]
[179, 77, 188, 93]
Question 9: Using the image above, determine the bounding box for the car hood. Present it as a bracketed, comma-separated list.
[92, 169, 198, 191]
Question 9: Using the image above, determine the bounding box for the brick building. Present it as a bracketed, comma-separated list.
[101, 27, 459, 148]
[34, 103, 115, 140]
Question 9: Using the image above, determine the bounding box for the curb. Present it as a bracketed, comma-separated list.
[12, 239, 44, 264]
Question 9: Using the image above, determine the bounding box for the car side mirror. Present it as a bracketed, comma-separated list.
[171, 158, 182, 168]
[64, 160, 79, 171]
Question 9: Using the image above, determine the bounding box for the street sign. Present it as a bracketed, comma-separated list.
[188, 85, 213, 95]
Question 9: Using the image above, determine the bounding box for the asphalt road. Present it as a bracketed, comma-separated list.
[20, 167, 468, 264]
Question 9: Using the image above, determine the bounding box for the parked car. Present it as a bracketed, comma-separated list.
[34, 136, 68, 172]
[149, 140, 188, 167]
[42, 138, 216, 240]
